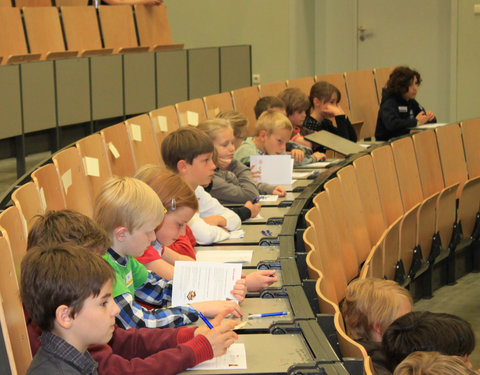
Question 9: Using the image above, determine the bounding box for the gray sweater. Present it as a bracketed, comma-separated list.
[210, 159, 275, 204]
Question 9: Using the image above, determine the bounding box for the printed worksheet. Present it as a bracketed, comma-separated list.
[188, 344, 247, 370]
[171, 261, 242, 306]
[250, 155, 293, 185]
[196, 250, 253, 264]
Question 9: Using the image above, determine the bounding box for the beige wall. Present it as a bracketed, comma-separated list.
[166, 0, 479, 121]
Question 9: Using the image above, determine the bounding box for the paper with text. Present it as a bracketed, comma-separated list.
[250, 155, 293, 185]
[196, 250, 253, 264]
[172, 261, 242, 306]
[188, 343, 246, 370]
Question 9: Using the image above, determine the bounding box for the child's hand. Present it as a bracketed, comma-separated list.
[273, 186, 286, 197]
[245, 270, 277, 292]
[203, 215, 227, 228]
[196, 308, 239, 357]
[416, 112, 429, 125]
[216, 157, 231, 171]
[312, 152, 327, 161]
[322, 103, 344, 118]
[289, 149, 304, 163]
[425, 110, 435, 122]
[244, 201, 261, 218]
[192, 300, 243, 318]
[250, 165, 261, 181]
[231, 278, 247, 302]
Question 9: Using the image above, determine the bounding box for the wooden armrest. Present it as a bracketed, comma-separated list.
[117, 46, 150, 54]
[6, 53, 41, 64]
[79, 48, 114, 57]
[45, 51, 79, 60]
[151, 43, 184, 52]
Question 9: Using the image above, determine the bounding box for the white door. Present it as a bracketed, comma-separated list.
[356, 0, 454, 122]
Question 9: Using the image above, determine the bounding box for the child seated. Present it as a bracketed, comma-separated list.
[26, 209, 239, 375]
[134, 166, 278, 292]
[303, 81, 357, 150]
[94, 176, 242, 329]
[198, 118, 286, 205]
[21, 243, 119, 374]
[234, 109, 324, 167]
[216, 110, 249, 150]
[383, 311, 476, 373]
[394, 352, 477, 375]
[253, 96, 286, 119]
[161, 127, 242, 245]
[342, 278, 412, 375]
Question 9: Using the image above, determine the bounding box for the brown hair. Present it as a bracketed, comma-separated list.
[394, 352, 477, 375]
[94, 176, 164, 237]
[134, 165, 198, 213]
[216, 110, 248, 139]
[309, 81, 341, 106]
[161, 127, 214, 172]
[342, 278, 412, 341]
[20, 243, 115, 331]
[27, 209, 110, 255]
[254, 96, 286, 119]
[386, 66, 422, 96]
[255, 109, 293, 136]
[278, 87, 310, 116]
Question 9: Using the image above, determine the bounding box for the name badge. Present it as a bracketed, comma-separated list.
[398, 106, 408, 113]
[125, 271, 133, 288]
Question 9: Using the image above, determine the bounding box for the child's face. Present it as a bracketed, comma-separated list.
[122, 220, 158, 257]
[403, 77, 419, 101]
[213, 128, 236, 169]
[155, 206, 196, 246]
[183, 152, 216, 187]
[233, 127, 248, 150]
[262, 128, 291, 155]
[69, 279, 119, 353]
[288, 110, 306, 128]
[320, 92, 338, 111]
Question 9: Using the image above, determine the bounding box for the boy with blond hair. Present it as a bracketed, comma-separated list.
[26, 209, 239, 375]
[94, 176, 242, 329]
[394, 352, 477, 375]
[161, 127, 242, 245]
[22, 244, 119, 374]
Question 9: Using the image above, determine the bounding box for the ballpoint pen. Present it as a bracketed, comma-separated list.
[248, 312, 289, 319]
[197, 311, 214, 329]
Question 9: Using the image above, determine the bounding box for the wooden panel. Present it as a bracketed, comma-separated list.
[373, 66, 394, 103]
[31, 163, 67, 212]
[220, 45, 251, 92]
[286, 76, 315, 96]
[231, 86, 260, 136]
[101, 123, 136, 177]
[16, 0, 50, 5]
[203, 92, 234, 118]
[11, 181, 43, 234]
[258, 81, 287, 97]
[61, 6, 103, 52]
[188, 47, 219, 99]
[98, 5, 138, 51]
[175, 99, 207, 126]
[0, 8, 30, 58]
[149, 105, 179, 161]
[156, 49, 187, 107]
[435, 123, 468, 187]
[125, 114, 162, 168]
[460, 118, 480, 178]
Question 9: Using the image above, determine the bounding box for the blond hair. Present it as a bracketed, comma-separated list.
[255, 109, 292, 136]
[94, 176, 164, 237]
[216, 110, 248, 139]
[342, 278, 412, 341]
[197, 119, 231, 141]
[394, 352, 477, 375]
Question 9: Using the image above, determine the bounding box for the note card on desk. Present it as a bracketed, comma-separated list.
[196, 250, 253, 264]
[172, 261, 242, 306]
[188, 343, 247, 370]
[250, 155, 292, 185]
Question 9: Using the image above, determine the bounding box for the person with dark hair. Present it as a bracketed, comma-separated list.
[375, 66, 436, 141]
[382, 311, 475, 372]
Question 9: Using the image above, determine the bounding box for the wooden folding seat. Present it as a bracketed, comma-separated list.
[231, 86, 260, 136]
[0, 294, 18, 375]
[373, 66, 394, 103]
[0, 7, 40, 64]
[339, 162, 385, 258]
[31, 163, 66, 212]
[16, 0, 50, 6]
[460, 118, 480, 178]
[76, 133, 112, 202]
[0, 206, 27, 281]
[22, 6, 78, 60]
[0, 0, 12, 6]
[101, 122, 137, 177]
[344, 70, 379, 139]
[149, 105, 180, 161]
[382, 217, 402, 281]
[56, 0, 88, 5]
[52, 147, 93, 218]
[203, 92, 234, 119]
[360, 236, 384, 280]
[412, 130, 445, 198]
[315, 73, 351, 119]
[370, 146, 405, 225]
[457, 177, 480, 239]
[390, 137, 424, 211]
[0, 236, 32, 375]
[175, 98, 207, 126]
[416, 193, 439, 267]
[124, 114, 162, 168]
[134, 4, 183, 51]
[258, 81, 287, 97]
[11, 181, 44, 236]
[286, 76, 315, 95]
[61, 6, 112, 56]
[97, 5, 148, 53]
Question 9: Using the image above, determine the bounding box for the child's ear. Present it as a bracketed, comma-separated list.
[114, 226, 129, 242]
[55, 305, 74, 329]
[312, 97, 321, 107]
[258, 130, 266, 141]
[176, 160, 188, 175]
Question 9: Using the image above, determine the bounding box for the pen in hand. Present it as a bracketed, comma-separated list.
[198, 311, 214, 329]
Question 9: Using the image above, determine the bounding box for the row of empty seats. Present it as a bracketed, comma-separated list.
[0, 4, 181, 64]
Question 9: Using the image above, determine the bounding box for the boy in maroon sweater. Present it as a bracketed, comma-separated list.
[25, 209, 238, 375]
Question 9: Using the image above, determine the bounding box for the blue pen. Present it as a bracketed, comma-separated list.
[266, 229, 272, 236]
[261, 230, 267, 236]
[197, 311, 214, 329]
[252, 196, 260, 204]
[248, 312, 289, 319]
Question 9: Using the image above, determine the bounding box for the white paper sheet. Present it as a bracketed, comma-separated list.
[186, 111, 199, 126]
[292, 172, 311, 179]
[196, 250, 253, 264]
[258, 194, 278, 202]
[171, 261, 242, 306]
[250, 155, 292, 185]
[130, 124, 142, 142]
[83, 156, 100, 177]
[188, 343, 246, 370]
[156, 115, 168, 132]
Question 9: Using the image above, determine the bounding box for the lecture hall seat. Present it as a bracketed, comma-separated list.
[203, 92, 235, 119]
